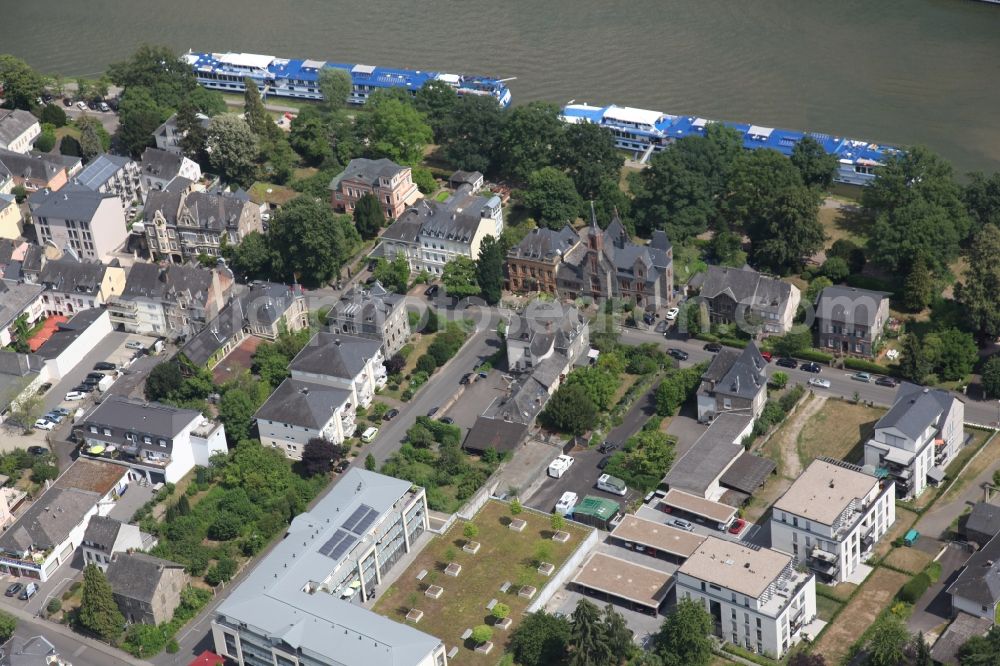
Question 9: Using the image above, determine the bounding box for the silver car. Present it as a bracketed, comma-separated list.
[808, 377, 831, 389]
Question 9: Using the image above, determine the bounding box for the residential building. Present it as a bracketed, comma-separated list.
[864, 383, 965, 499]
[506, 301, 590, 373]
[0, 459, 129, 582]
[256, 333, 386, 459]
[34, 308, 114, 380]
[70, 153, 143, 211]
[154, 112, 210, 155]
[75, 395, 228, 484]
[448, 170, 484, 192]
[0, 277, 44, 347]
[28, 187, 127, 262]
[329, 157, 422, 219]
[81, 516, 147, 571]
[0, 149, 68, 192]
[0, 192, 22, 239]
[697, 342, 768, 423]
[506, 225, 581, 294]
[948, 532, 1000, 623]
[930, 613, 993, 665]
[327, 280, 410, 356]
[143, 184, 263, 263]
[555, 212, 673, 311]
[695, 265, 800, 336]
[676, 536, 817, 658]
[0, 485, 27, 532]
[106, 552, 187, 626]
[771, 458, 896, 584]
[961, 502, 1000, 547]
[140, 147, 201, 193]
[0, 109, 40, 154]
[0, 351, 47, 426]
[815, 286, 891, 358]
[5, 635, 66, 666]
[107, 262, 233, 339]
[381, 185, 503, 275]
[0, 161, 11, 195]
[211, 468, 445, 666]
[29, 257, 125, 317]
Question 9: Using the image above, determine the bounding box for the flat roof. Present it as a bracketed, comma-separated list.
[53, 458, 128, 496]
[773, 459, 879, 526]
[572, 552, 672, 609]
[679, 536, 791, 600]
[659, 489, 736, 525]
[611, 515, 705, 558]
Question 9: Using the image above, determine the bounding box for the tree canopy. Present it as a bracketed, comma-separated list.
[540, 382, 598, 435]
[206, 114, 259, 186]
[653, 599, 713, 666]
[522, 167, 583, 229]
[956, 223, 1000, 340]
[359, 94, 433, 165]
[494, 102, 566, 182]
[441, 256, 481, 299]
[318, 68, 352, 113]
[0, 55, 46, 109]
[476, 235, 507, 305]
[508, 610, 572, 666]
[353, 192, 385, 240]
[78, 564, 125, 642]
[268, 196, 361, 287]
[790, 135, 838, 190]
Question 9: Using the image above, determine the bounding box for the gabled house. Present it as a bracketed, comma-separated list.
[140, 147, 201, 193]
[326, 281, 410, 356]
[106, 552, 187, 626]
[0, 276, 44, 347]
[0, 109, 40, 154]
[0, 192, 22, 239]
[960, 502, 1000, 548]
[28, 187, 127, 262]
[696, 342, 768, 423]
[948, 531, 1000, 624]
[0, 149, 68, 193]
[29, 257, 125, 317]
[864, 383, 964, 499]
[815, 286, 891, 358]
[328, 157, 422, 219]
[506, 225, 581, 295]
[696, 265, 800, 336]
[81, 515, 148, 571]
[505, 301, 589, 373]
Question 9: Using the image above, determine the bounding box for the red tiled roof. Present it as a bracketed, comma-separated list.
[28, 315, 67, 352]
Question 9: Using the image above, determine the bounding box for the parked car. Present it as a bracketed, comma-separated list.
[800, 362, 821, 373]
[760, 351, 773, 362]
[427, 406, 439, 418]
[76, 101, 87, 110]
[597, 441, 617, 454]
[64, 391, 87, 401]
[670, 518, 694, 532]
[94, 362, 116, 371]
[124, 340, 145, 350]
[333, 459, 350, 474]
[424, 285, 439, 297]
[27, 446, 48, 456]
[875, 376, 897, 388]
[775, 357, 798, 369]
[851, 372, 872, 383]
[51, 407, 70, 417]
[383, 408, 399, 421]
[808, 377, 832, 389]
[4, 583, 21, 598]
[86, 372, 106, 380]
[62, 98, 73, 107]
[667, 348, 689, 361]
[360, 427, 379, 443]
[35, 382, 52, 395]
[664, 307, 680, 321]
[597, 455, 612, 470]
[642, 311, 655, 325]
[439, 416, 454, 425]
[728, 518, 747, 535]
[99, 101, 110, 112]
[18, 583, 37, 601]
[703, 342, 722, 353]
[33, 419, 54, 431]
[43, 412, 64, 423]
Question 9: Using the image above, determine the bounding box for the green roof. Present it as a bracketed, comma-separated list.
[572, 496, 620, 520]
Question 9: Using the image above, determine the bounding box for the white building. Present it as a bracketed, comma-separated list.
[771, 458, 896, 584]
[29, 188, 127, 263]
[0, 109, 40, 154]
[864, 383, 965, 499]
[211, 468, 445, 666]
[70, 154, 144, 211]
[80, 515, 149, 571]
[75, 396, 228, 484]
[505, 301, 590, 374]
[29, 257, 125, 318]
[256, 333, 387, 459]
[676, 536, 816, 659]
[34, 308, 113, 381]
[140, 147, 202, 193]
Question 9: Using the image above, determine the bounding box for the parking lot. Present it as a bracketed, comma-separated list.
[525, 444, 642, 515]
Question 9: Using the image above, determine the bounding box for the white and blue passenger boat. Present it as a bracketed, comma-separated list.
[560, 103, 899, 185]
[183, 51, 513, 107]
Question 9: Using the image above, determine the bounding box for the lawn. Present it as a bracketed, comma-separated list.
[816, 594, 844, 623]
[374, 500, 591, 665]
[883, 546, 933, 575]
[813, 567, 909, 665]
[794, 399, 885, 468]
[875, 506, 920, 558]
[434, 190, 451, 202]
[938, 429, 997, 503]
[818, 199, 868, 249]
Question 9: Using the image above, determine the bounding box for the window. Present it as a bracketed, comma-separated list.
[103, 428, 111, 436]
[223, 632, 238, 656]
[143, 436, 151, 444]
[89, 426, 98, 434]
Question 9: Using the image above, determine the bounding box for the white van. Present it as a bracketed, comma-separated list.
[547, 455, 575, 478]
[554, 491, 578, 515]
[361, 427, 379, 443]
[596, 474, 627, 496]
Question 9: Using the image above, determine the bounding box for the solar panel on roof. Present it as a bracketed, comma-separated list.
[318, 528, 351, 557]
[328, 533, 357, 561]
[341, 505, 370, 533]
[351, 508, 379, 535]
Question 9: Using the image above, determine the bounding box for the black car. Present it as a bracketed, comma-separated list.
[72, 384, 92, 393]
[383, 408, 399, 421]
[667, 348, 689, 361]
[62, 98, 73, 107]
[439, 416, 455, 425]
[424, 285, 439, 297]
[642, 312, 655, 325]
[459, 373, 473, 385]
[597, 455, 612, 470]
[368, 259, 379, 272]
[800, 362, 821, 373]
[875, 376, 898, 388]
[775, 357, 798, 369]
[4, 583, 21, 598]
[333, 459, 350, 474]
[427, 406, 439, 417]
[82, 377, 100, 386]
[28, 446, 47, 456]
[94, 362, 116, 371]
[35, 382, 52, 395]
[86, 372, 106, 380]
[597, 441, 617, 454]
[703, 342, 722, 353]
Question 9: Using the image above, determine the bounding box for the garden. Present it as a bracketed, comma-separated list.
[373, 500, 590, 664]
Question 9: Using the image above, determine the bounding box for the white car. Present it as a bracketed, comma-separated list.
[554, 491, 578, 515]
[124, 340, 145, 350]
[361, 426, 379, 443]
[664, 307, 680, 321]
[64, 391, 87, 401]
[76, 101, 87, 110]
[808, 377, 831, 389]
[33, 419, 55, 431]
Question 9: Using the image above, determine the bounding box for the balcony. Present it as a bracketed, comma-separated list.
[80, 442, 171, 469]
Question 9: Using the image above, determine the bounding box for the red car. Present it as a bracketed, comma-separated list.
[728, 518, 747, 535]
[759, 351, 773, 362]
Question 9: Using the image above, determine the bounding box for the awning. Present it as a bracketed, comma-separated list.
[87, 445, 105, 455]
[883, 447, 913, 465]
[927, 466, 946, 483]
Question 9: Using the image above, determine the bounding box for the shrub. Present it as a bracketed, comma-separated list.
[925, 561, 942, 584]
[415, 354, 438, 374]
[492, 602, 511, 620]
[463, 522, 479, 540]
[844, 357, 894, 375]
[898, 572, 931, 604]
[769, 371, 788, 389]
[471, 624, 493, 645]
[166, 639, 179, 653]
[510, 498, 522, 515]
[46, 598, 62, 614]
[793, 349, 834, 363]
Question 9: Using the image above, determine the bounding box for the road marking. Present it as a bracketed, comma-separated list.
[73, 645, 87, 656]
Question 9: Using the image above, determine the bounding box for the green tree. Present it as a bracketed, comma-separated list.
[864, 146, 971, 276]
[558, 121, 623, 199]
[821, 256, 850, 282]
[0, 610, 14, 644]
[471, 625, 493, 645]
[508, 611, 571, 666]
[59, 135, 82, 158]
[570, 599, 612, 666]
[289, 107, 333, 166]
[932, 328, 978, 381]
[270, 196, 360, 287]
[437, 94, 504, 174]
[373, 256, 410, 294]
[602, 604, 634, 661]
[175, 101, 208, 161]
[772, 329, 813, 357]
[176, 493, 191, 516]
[107, 44, 196, 105]
[0, 55, 45, 109]
[982, 355, 1000, 399]
[463, 522, 479, 540]
[491, 602, 510, 621]
[866, 614, 911, 666]
[31, 460, 58, 483]
[33, 126, 56, 153]
[365, 453, 377, 471]
[653, 599, 713, 666]
[40, 104, 68, 127]
[913, 631, 932, 666]
[116, 87, 166, 156]
[957, 223, 1000, 340]
[494, 102, 566, 182]
[207, 114, 259, 186]
[959, 626, 1000, 664]
[242, 78, 274, 139]
[359, 95, 432, 165]
[827, 238, 866, 273]
[318, 68, 353, 113]
[790, 135, 838, 190]
[218, 387, 257, 444]
[770, 371, 789, 389]
[301, 437, 341, 477]
[898, 333, 930, 384]
[226, 231, 274, 282]
[145, 362, 183, 401]
[806, 276, 833, 304]
[77, 116, 109, 161]
[353, 192, 385, 240]
[540, 383, 598, 435]
[441, 256, 481, 298]
[413, 80, 459, 140]
[964, 171, 1000, 230]
[551, 513, 565, 532]
[78, 564, 125, 642]
[476, 235, 507, 305]
[522, 167, 583, 229]
[563, 366, 619, 410]
[902, 254, 934, 312]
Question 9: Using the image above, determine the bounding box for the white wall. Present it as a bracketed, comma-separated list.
[43, 309, 113, 380]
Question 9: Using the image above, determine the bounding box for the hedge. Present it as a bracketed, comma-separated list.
[846, 274, 895, 291]
[897, 572, 931, 604]
[793, 349, 834, 364]
[844, 357, 894, 375]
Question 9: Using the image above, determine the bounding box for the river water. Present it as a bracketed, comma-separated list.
[2, 0, 998, 173]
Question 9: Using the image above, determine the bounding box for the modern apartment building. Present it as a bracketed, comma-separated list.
[815, 286, 891, 358]
[29, 188, 127, 262]
[864, 383, 964, 498]
[329, 157, 422, 219]
[695, 265, 800, 336]
[771, 458, 896, 584]
[211, 468, 445, 666]
[71, 154, 144, 211]
[327, 281, 411, 356]
[676, 536, 817, 659]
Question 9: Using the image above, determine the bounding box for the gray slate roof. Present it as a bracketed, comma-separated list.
[7, 635, 59, 666]
[930, 612, 992, 666]
[0, 486, 98, 553]
[83, 515, 124, 551]
[508, 225, 579, 262]
[141, 147, 186, 179]
[81, 395, 201, 443]
[965, 502, 1000, 542]
[179, 291, 245, 366]
[0, 149, 64, 182]
[703, 342, 767, 400]
[144, 187, 253, 231]
[0, 278, 43, 329]
[948, 531, 1000, 606]
[700, 265, 792, 311]
[106, 552, 184, 604]
[29, 187, 115, 221]
[120, 262, 215, 302]
[815, 285, 890, 327]
[463, 415, 528, 453]
[876, 382, 955, 442]
[329, 157, 406, 190]
[255, 378, 353, 429]
[0, 109, 38, 147]
[37, 258, 106, 295]
[289, 332, 383, 380]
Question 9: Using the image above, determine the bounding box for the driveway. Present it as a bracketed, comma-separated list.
[525, 444, 641, 515]
[908, 542, 971, 634]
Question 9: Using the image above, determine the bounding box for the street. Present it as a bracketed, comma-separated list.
[1, 608, 139, 666]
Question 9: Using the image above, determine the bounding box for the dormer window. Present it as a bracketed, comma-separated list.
[103, 428, 112, 436]
[89, 426, 98, 434]
[143, 436, 151, 444]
